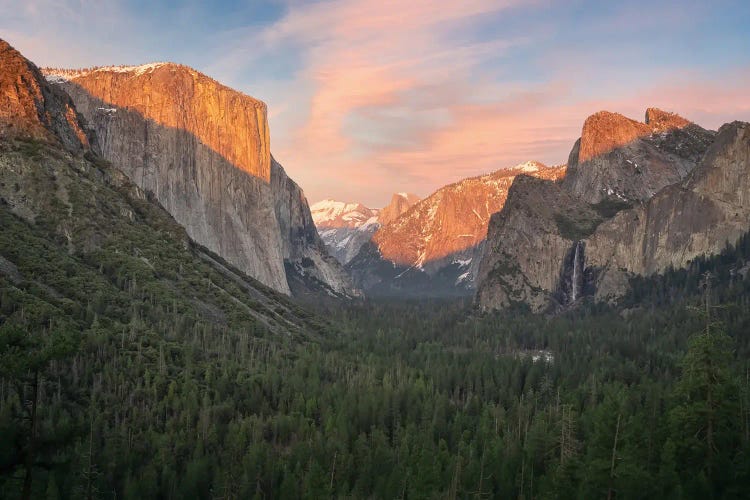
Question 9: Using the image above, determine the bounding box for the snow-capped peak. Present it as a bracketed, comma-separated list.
[311, 199, 378, 229]
[514, 160, 546, 173]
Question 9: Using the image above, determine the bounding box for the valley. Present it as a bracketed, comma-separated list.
[1, 8, 750, 497]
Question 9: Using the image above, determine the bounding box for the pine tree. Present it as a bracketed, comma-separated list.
[669, 282, 740, 496]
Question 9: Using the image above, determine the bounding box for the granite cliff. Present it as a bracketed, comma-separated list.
[562, 108, 714, 203]
[43, 63, 356, 297]
[585, 121, 750, 301]
[378, 192, 421, 226]
[0, 39, 321, 338]
[476, 108, 749, 312]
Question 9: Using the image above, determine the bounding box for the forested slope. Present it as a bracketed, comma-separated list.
[2, 132, 748, 498]
[0, 134, 328, 498]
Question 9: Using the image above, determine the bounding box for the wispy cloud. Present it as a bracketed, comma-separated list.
[209, 0, 541, 205]
[212, 0, 750, 207]
[2, 0, 749, 207]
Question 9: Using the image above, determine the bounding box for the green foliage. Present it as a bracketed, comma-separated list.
[14, 138, 46, 160]
[554, 211, 601, 241]
[553, 197, 632, 241]
[1, 139, 749, 498]
[592, 197, 633, 219]
[670, 327, 740, 496]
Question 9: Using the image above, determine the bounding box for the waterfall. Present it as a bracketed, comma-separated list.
[571, 241, 583, 303]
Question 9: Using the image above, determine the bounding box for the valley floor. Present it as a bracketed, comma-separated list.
[2, 230, 750, 499]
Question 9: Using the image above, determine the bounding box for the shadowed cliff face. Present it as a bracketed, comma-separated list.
[476, 174, 594, 310]
[43, 65, 357, 297]
[51, 77, 290, 293]
[585, 121, 750, 301]
[345, 239, 485, 298]
[476, 108, 750, 313]
[270, 157, 360, 297]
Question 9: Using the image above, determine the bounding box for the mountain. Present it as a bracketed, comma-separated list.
[378, 192, 421, 225]
[562, 108, 714, 203]
[346, 162, 566, 296]
[0, 38, 321, 339]
[312, 200, 379, 229]
[42, 62, 358, 298]
[475, 108, 750, 312]
[311, 192, 419, 265]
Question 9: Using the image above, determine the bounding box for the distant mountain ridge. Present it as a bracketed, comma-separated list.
[312, 200, 379, 230]
[311, 193, 418, 265]
[315, 162, 566, 297]
[373, 161, 565, 269]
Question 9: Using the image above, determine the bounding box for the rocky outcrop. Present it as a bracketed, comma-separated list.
[378, 192, 421, 226]
[0, 39, 89, 153]
[576, 111, 652, 164]
[347, 162, 566, 297]
[562, 109, 714, 204]
[585, 121, 750, 301]
[44, 63, 356, 297]
[476, 108, 749, 312]
[645, 107, 691, 132]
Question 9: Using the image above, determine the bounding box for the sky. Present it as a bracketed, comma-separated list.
[2, 0, 749, 207]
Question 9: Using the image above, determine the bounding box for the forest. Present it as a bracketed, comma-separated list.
[1, 184, 750, 498]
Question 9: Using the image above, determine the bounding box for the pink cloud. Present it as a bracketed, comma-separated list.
[8, 0, 747, 209]
[299, 63, 750, 207]
[248, 0, 749, 208]
[242, 0, 537, 206]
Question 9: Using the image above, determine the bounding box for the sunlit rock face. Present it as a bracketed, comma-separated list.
[0, 39, 89, 153]
[44, 63, 357, 296]
[378, 192, 421, 226]
[476, 109, 750, 312]
[563, 109, 714, 204]
[44, 63, 270, 180]
[345, 162, 566, 297]
[374, 162, 566, 268]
